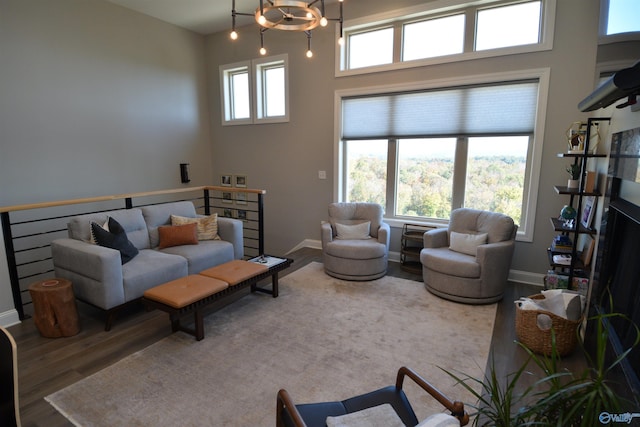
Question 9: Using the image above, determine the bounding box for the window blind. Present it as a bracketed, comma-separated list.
[342, 80, 539, 139]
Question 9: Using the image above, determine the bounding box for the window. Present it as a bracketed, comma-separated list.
[221, 62, 251, 124]
[338, 71, 549, 240]
[475, 2, 542, 51]
[220, 54, 289, 125]
[339, 0, 554, 75]
[403, 14, 465, 61]
[601, 0, 640, 37]
[348, 27, 394, 69]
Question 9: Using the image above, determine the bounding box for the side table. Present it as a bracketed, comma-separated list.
[28, 278, 80, 338]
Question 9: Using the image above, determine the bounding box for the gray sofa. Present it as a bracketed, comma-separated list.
[51, 201, 243, 329]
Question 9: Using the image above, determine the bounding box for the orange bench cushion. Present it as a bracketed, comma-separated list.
[143, 275, 229, 308]
[199, 260, 268, 286]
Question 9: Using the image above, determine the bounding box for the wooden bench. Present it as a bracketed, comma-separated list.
[143, 258, 292, 340]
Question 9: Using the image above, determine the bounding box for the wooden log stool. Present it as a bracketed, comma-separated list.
[28, 278, 80, 338]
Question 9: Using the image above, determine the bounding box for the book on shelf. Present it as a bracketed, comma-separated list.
[551, 235, 573, 252]
[545, 271, 569, 289]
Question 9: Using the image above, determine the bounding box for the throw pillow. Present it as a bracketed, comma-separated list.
[91, 217, 139, 264]
[416, 413, 461, 427]
[171, 214, 221, 241]
[158, 223, 198, 249]
[335, 221, 371, 240]
[89, 218, 109, 244]
[449, 231, 488, 256]
[326, 404, 404, 427]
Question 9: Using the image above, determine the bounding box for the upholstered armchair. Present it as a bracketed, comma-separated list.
[420, 208, 517, 304]
[321, 202, 390, 280]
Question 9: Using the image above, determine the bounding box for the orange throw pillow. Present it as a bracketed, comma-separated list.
[158, 223, 198, 249]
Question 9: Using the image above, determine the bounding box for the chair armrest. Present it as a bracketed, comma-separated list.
[476, 240, 516, 291]
[52, 238, 122, 283]
[321, 222, 333, 247]
[51, 238, 125, 309]
[217, 217, 244, 260]
[377, 222, 390, 248]
[277, 389, 308, 427]
[424, 228, 448, 249]
[395, 366, 469, 426]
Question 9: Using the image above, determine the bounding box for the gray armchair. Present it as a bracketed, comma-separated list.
[420, 208, 517, 304]
[321, 203, 390, 280]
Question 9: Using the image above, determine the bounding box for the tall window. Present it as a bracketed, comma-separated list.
[221, 63, 251, 123]
[220, 54, 289, 125]
[339, 75, 546, 239]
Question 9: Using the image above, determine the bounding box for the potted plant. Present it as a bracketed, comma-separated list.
[442, 309, 639, 426]
[567, 163, 581, 189]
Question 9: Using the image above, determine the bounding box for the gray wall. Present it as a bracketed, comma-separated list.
[0, 0, 211, 318]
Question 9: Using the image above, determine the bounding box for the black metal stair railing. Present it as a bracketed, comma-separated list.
[0, 186, 266, 320]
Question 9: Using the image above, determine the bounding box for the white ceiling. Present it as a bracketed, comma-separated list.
[106, 0, 339, 36]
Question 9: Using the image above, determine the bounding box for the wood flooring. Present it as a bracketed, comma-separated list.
[7, 248, 587, 427]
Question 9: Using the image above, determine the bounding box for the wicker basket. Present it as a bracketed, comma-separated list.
[515, 294, 582, 356]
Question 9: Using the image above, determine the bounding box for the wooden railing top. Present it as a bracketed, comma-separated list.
[0, 186, 267, 214]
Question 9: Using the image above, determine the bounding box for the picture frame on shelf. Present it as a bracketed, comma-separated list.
[581, 196, 597, 229]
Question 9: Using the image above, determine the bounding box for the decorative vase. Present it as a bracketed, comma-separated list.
[567, 179, 579, 189]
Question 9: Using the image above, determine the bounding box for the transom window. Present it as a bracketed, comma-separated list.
[220, 54, 289, 125]
[337, 72, 549, 241]
[600, 0, 640, 41]
[338, 0, 554, 75]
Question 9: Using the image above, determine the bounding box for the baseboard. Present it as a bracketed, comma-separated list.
[0, 309, 21, 328]
[288, 240, 544, 287]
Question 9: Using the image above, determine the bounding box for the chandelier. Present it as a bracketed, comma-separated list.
[230, 0, 344, 58]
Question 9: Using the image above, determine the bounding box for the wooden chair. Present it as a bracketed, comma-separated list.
[276, 366, 469, 427]
[0, 326, 21, 427]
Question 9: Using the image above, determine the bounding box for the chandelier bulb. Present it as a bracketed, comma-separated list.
[306, 49, 313, 58]
[338, 36, 344, 46]
[258, 15, 267, 26]
[260, 47, 267, 55]
[230, 30, 238, 40]
[320, 17, 328, 27]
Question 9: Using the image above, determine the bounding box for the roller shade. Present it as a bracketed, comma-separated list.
[342, 80, 539, 140]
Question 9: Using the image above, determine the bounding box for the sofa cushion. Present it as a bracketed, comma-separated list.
[68, 208, 150, 250]
[91, 217, 139, 264]
[142, 202, 198, 248]
[171, 214, 221, 241]
[158, 223, 198, 249]
[160, 240, 235, 274]
[121, 249, 188, 302]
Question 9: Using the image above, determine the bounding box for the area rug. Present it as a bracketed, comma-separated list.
[46, 262, 497, 426]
